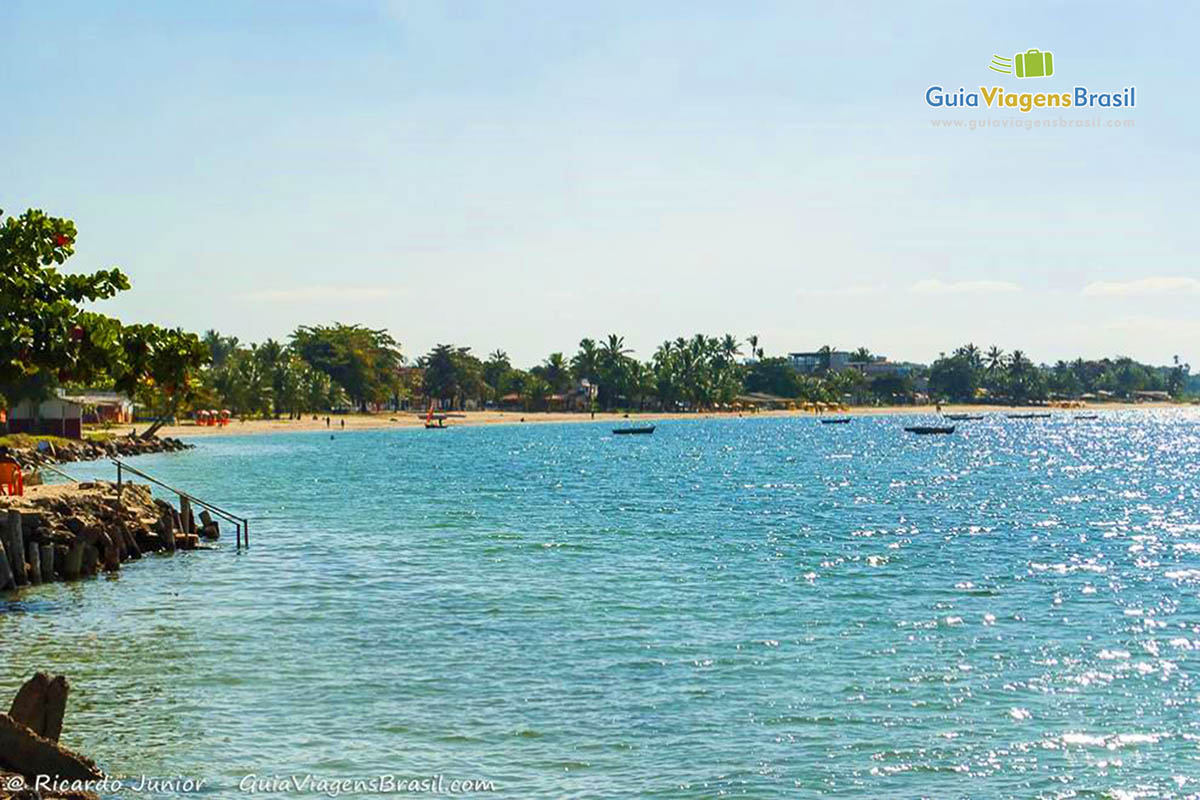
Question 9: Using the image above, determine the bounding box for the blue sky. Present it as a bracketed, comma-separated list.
[2, 1, 1195, 367]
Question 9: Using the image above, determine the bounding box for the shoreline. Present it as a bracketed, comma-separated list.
[145, 402, 1198, 440]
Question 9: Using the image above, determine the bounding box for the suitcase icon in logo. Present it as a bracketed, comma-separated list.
[1014, 49, 1053, 78]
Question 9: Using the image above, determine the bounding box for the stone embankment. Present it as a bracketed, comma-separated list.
[6, 436, 191, 474]
[0, 480, 219, 591]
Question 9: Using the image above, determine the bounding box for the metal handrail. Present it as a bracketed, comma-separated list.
[37, 462, 79, 483]
[112, 458, 250, 549]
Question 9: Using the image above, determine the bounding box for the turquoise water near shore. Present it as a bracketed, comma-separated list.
[3, 413, 1200, 797]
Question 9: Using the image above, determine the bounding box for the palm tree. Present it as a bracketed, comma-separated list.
[540, 352, 570, 393]
[956, 343, 982, 370]
[747, 334, 762, 360]
[570, 338, 600, 383]
[597, 334, 633, 409]
[720, 334, 742, 364]
[985, 346, 1005, 373]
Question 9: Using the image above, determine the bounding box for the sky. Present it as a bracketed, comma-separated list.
[2, 1, 1196, 368]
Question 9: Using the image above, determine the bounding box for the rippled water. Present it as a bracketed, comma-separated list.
[3, 413, 1200, 798]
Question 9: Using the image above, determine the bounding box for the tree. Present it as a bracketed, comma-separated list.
[534, 352, 571, 393]
[928, 354, 978, 402]
[597, 334, 633, 409]
[291, 323, 402, 410]
[743, 357, 803, 398]
[747, 334, 763, 360]
[1, 208, 207, 434]
[570, 338, 600, 383]
[420, 344, 484, 410]
[985, 346, 1005, 373]
[482, 350, 513, 400]
[1, 207, 129, 393]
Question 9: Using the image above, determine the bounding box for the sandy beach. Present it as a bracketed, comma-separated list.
[139, 402, 1196, 439]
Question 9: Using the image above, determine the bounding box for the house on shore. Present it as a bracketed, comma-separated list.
[8, 396, 85, 439]
[62, 391, 135, 424]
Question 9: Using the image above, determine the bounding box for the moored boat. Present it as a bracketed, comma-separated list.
[904, 425, 955, 435]
[820, 418, 852, 425]
[945, 414, 984, 421]
[613, 425, 656, 435]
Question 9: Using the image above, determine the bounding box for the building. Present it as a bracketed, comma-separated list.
[788, 350, 910, 378]
[8, 396, 85, 439]
[788, 351, 852, 373]
[849, 358, 911, 378]
[62, 391, 135, 424]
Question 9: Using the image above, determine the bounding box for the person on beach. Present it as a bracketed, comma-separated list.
[326, 416, 330, 428]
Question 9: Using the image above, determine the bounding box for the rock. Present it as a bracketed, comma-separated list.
[8, 673, 68, 743]
[0, 713, 101, 782]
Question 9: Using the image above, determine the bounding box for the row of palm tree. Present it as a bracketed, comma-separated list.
[931, 342, 1189, 403]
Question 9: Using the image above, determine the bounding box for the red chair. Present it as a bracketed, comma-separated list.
[0, 462, 23, 497]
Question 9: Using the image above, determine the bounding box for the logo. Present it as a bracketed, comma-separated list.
[990, 49, 1054, 78]
[925, 47, 1134, 113]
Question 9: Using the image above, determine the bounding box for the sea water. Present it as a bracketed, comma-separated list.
[2, 413, 1199, 798]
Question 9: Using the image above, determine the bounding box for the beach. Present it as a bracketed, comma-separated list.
[147, 402, 1195, 438]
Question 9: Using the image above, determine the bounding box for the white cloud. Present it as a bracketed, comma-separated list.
[909, 279, 1021, 295]
[235, 285, 396, 303]
[1082, 276, 1200, 297]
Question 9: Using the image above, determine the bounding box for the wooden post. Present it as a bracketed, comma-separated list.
[63, 542, 84, 580]
[179, 497, 193, 534]
[0, 539, 13, 590]
[39, 544, 55, 582]
[5, 510, 25, 586]
[27, 541, 41, 584]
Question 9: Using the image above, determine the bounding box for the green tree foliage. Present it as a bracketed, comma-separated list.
[291, 324, 403, 410]
[928, 353, 980, 402]
[1, 208, 207, 426]
[419, 344, 485, 410]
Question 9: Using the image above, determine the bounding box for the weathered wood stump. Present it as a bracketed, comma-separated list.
[39, 544, 55, 582]
[4, 511, 25, 586]
[0, 713, 101, 782]
[63, 542, 84, 580]
[26, 541, 41, 584]
[0, 539, 13, 591]
[8, 673, 68, 742]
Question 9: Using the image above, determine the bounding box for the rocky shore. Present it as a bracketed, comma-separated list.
[5, 436, 192, 475]
[0, 480, 219, 591]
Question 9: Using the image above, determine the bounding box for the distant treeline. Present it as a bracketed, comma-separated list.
[3, 207, 1192, 421]
[189, 333, 1192, 416]
[927, 343, 1192, 404]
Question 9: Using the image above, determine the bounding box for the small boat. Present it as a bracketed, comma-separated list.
[904, 425, 955, 435]
[612, 425, 656, 435]
[820, 417, 852, 425]
[1007, 413, 1051, 419]
[1074, 414, 1099, 420]
[945, 414, 984, 421]
[424, 404, 448, 429]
